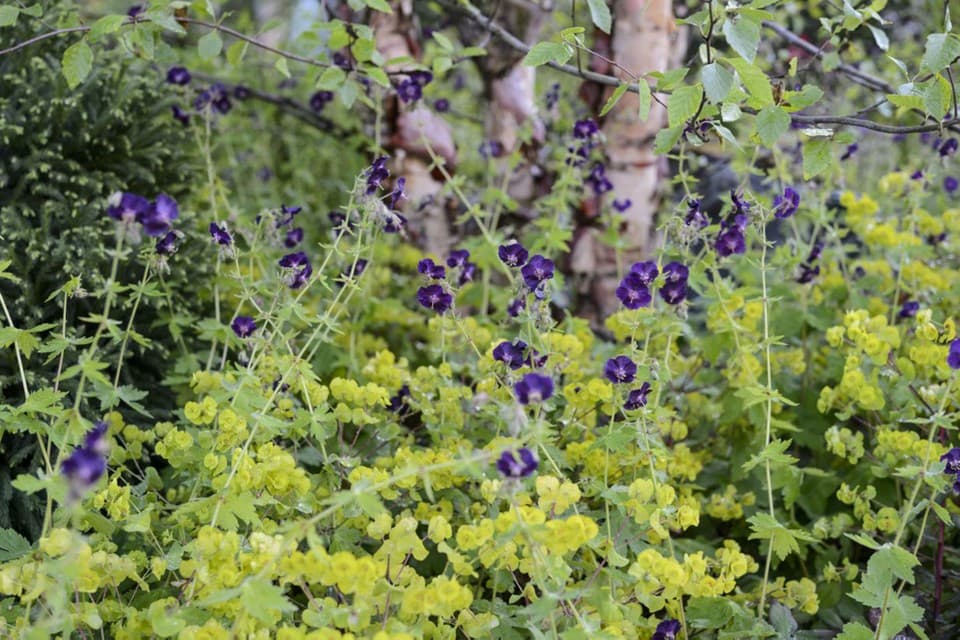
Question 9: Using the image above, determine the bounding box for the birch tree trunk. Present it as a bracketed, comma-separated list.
[372, 2, 457, 258]
[571, 0, 684, 316]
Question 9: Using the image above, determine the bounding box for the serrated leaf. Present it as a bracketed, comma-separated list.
[12, 473, 47, 495]
[62, 40, 93, 89]
[755, 106, 791, 147]
[637, 79, 652, 121]
[197, 30, 222, 60]
[0, 528, 31, 562]
[802, 136, 833, 180]
[835, 622, 874, 640]
[726, 57, 774, 106]
[702, 62, 734, 103]
[585, 0, 612, 33]
[523, 41, 572, 67]
[600, 82, 629, 116]
[667, 84, 703, 127]
[748, 513, 815, 561]
[923, 74, 952, 120]
[0, 6, 19, 27]
[686, 597, 738, 629]
[241, 578, 296, 624]
[18, 388, 66, 416]
[723, 15, 761, 62]
[742, 438, 798, 472]
[921, 33, 960, 74]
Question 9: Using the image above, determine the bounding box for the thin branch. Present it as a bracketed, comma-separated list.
[787, 112, 960, 134]
[0, 24, 89, 56]
[761, 20, 893, 93]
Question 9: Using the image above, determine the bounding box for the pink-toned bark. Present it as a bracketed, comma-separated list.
[372, 3, 457, 257]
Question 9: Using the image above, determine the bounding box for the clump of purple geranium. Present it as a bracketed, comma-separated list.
[107, 191, 180, 241]
[497, 447, 538, 478]
[940, 447, 960, 493]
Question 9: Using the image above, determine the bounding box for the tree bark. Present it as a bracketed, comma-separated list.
[571, 0, 684, 317]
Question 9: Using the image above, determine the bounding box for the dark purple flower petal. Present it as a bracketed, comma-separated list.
[284, 227, 304, 248]
[624, 382, 652, 410]
[416, 284, 453, 312]
[949, 339, 960, 370]
[514, 373, 554, 404]
[396, 78, 422, 103]
[166, 66, 191, 85]
[141, 193, 179, 237]
[209, 222, 233, 246]
[898, 301, 920, 319]
[945, 176, 958, 194]
[434, 98, 450, 112]
[520, 255, 555, 289]
[155, 231, 179, 256]
[941, 447, 960, 473]
[172, 104, 190, 126]
[573, 118, 599, 139]
[447, 249, 470, 268]
[604, 355, 637, 384]
[612, 198, 632, 212]
[107, 192, 150, 222]
[231, 316, 257, 339]
[493, 340, 528, 369]
[310, 90, 334, 111]
[497, 448, 538, 478]
[499, 242, 529, 268]
[773, 187, 800, 219]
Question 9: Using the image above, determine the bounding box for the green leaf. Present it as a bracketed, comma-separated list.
[274, 57, 291, 79]
[921, 33, 960, 74]
[600, 82, 629, 116]
[241, 578, 296, 624]
[726, 57, 774, 106]
[667, 84, 703, 127]
[845, 532, 881, 550]
[748, 513, 815, 561]
[88, 15, 126, 40]
[802, 136, 833, 180]
[0, 527, 31, 562]
[362, 0, 392, 12]
[12, 473, 47, 495]
[365, 66, 390, 88]
[686, 597, 737, 629]
[432, 31, 454, 52]
[723, 15, 761, 62]
[742, 438, 798, 472]
[197, 30, 222, 59]
[755, 106, 791, 147]
[785, 84, 824, 110]
[867, 25, 889, 51]
[835, 622, 874, 640]
[316, 66, 346, 90]
[62, 40, 93, 89]
[923, 74, 952, 120]
[18, 388, 66, 416]
[887, 92, 925, 111]
[654, 125, 684, 154]
[226, 41, 248, 66]
[585, 0, 612, 33]
[0, 6, 20, 26]
[702, 62, 734, 103]
[637, 80, 652, 121]
[523, 41, 573, 67]
[769, 601, 798, 639]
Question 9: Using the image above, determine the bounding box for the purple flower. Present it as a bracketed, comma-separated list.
[479, 140, 505, 158]
[587, 162, 613, 195]
[61, 422, 109, 498]
[345, 259, 368, 279]
[332, 52, 351, 69]
[624, 382, 652, 410]
[284, 228, 304, 248]
[141, 193, 179, 237]
[276, 204, 302, 227]
[520, 255, 555, 289]
[417, 258, 446, 280]
[416, 284, 452, 313]
[731, 191, 751, 215]
[210, 83, 232, 114]
[514, 372, 554, 404]
[396, 78, 422, 103]
[949, 339, 960, 369]
[899, 301, 920, 319]
[573, 118, 599, 139]
[612, 198, 632, 213]
[493, 340, 528, 369]
[652, 619, 681, 640]
[194, 89, 212, 111]
[171, 105, 190, 126]
[458, 262, 477, 286]
[685, 198, 708, 228]
[279, 251, 312, 289]
[209, 222, 233, 246]
[155, 231, 179, 256]
[911, 170, 925, 181]
[629, 261, 659, 286]
[507, 297, 525, 317]
[382, 212, 407, 233]
[310, 90, 334, 111]
[166, 66, 191, 85]
[409, 70, 434, 86]
[107, 192, 150, 222]
[447, 249, 470, 268]
[946, 176, 959, 194]
[940, 138, 958, 158]
[231, 316, 257, 338]
[233, 85, 251, 100]
[366, 156, 390, 194]
[604, 355, 637, 384]
[497, 448, 538, 478]
[545, 83, 560, 109]
[773, 187, 800, 219]
[616, 272, 652, 309]
[499, 242, 529, 268]
[941, 447, 960, 473]
[389, 177, 407, 210]
[716, 226, 746, 257]
[659, 262, 689, 305]
[434, 98, 450, 112]
[796, 263, 820, 284]
[840, 143, 859, 161]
